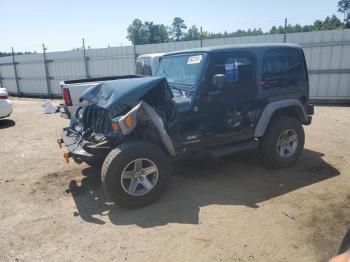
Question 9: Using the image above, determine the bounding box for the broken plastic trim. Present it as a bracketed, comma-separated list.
[116, 101, 176, 156]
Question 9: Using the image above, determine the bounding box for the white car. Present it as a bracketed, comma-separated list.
[0, 88, 13, 118]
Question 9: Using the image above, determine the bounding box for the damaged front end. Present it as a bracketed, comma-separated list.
[59, 77, 177, 163]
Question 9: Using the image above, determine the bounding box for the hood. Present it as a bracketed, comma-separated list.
[80, 76, 173, 114]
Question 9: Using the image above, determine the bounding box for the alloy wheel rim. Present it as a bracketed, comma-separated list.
[277, 129, 298, 158]
[120, 158, 159, 196]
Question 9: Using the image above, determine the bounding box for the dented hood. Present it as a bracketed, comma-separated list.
[80, 76, 173, 114]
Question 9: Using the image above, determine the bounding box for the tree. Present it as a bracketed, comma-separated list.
[338, 0, 350, 27]
[144, 22, 169, 43]
[127, 6, 347, 46]
[313, 20, 323, 31]
[0, 51, 34, 57]
[323, 15, 343, 29]
[126, 19, 149, 45]
[127, 19, 169, 45]
[184, 25, 200, 40]
[171, 17, 187, 41]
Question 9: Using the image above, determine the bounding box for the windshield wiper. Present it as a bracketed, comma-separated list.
[169, 84, 190, 97]
[169, 84, 182, 92]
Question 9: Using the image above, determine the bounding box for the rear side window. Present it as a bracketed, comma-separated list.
[261, 48, 305, 88]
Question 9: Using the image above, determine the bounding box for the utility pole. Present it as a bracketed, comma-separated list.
[11, 47, 21, 96]
[42, 44, 52, 97]
[0, 72, 3, 88]
[283, 18, 287, 43]
[82, 38, 90, 79]
[200, 26, 203, 48]
[133, 44, 137, 65]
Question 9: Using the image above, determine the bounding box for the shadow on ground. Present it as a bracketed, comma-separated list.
[0, 119, 15, 129]
[69, 149, 340, 227]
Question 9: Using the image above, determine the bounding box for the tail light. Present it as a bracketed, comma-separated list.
[260, 80, 271, 89]
[62, 88, 72, 106]
[0, 94, 8, 99]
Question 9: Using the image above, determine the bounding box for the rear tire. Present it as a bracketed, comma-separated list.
[259, 116, 305, 168]
[101, 141, 170, 208]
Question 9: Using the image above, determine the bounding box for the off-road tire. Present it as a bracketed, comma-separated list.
[101, 140, 170, 208]
[84, 158, 104, 168]
[259, 116, 305, 168]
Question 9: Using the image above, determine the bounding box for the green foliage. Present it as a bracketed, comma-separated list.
[0, 51, 34, 57]
[126, 19, 169, 45]
[338, 0, 350, 27]
[171, 17, 187, 41]
[126, 19, 151, 45]
[183, 25, 201, 40]
[126, 12, 347, 45]
[144, 22, 169, 43]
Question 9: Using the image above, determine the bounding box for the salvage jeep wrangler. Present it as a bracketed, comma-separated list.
[58, 43, 314, 208]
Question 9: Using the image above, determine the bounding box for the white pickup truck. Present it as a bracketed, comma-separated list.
[59, 53, 164, 119]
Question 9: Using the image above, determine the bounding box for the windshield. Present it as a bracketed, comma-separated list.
[156, 53, 206, 90]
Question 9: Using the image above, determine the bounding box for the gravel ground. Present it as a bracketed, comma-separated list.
[0, 98, 349, 262]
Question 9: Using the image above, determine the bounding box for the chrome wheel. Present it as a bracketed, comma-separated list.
[277, 129, 298, 158]
[120, 158, 159, 196]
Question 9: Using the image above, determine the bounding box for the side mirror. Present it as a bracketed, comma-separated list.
[212, 74, 226, 90]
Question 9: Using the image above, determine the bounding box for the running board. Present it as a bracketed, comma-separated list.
[209, 140, 258, 158]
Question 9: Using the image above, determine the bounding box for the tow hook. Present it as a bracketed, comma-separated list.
[63, 152, 71, 164]
[57, 138, 64, 148]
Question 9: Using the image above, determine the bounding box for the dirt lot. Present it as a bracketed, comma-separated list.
[0, 98, 349, 262]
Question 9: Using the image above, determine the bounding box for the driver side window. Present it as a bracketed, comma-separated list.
[212, 52, 255, 87]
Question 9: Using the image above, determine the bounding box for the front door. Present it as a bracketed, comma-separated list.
[200, 51, 258, 148]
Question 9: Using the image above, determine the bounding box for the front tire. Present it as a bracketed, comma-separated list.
[101, 141, 170, 208]
[259, 116, 305, 168]
[84, 158, 104, 168]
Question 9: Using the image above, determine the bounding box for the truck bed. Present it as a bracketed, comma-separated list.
[60, 75, 142, 118]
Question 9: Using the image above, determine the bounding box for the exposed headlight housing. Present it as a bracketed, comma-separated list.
[76, 106, 85, 122]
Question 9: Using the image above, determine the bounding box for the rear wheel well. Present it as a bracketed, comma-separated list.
[271, 106, 305, 123]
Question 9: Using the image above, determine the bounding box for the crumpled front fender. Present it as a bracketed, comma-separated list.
[117, 101, 176, 156]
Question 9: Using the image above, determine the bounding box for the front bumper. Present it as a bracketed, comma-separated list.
[59, 128, 115, 163]
[60, 129, 93, 163]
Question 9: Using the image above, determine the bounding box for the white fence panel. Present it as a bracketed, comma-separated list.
[87, 46, 135, 77]
[0, 29, 349, 100]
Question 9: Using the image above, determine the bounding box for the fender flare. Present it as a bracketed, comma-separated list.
[117, 101, 176, 156]
[254, 99, 308, 137]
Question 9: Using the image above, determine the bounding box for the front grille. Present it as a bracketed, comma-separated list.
[81, 105, 112, 134]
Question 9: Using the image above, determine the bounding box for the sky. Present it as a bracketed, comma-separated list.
[0, 0, 341, 53]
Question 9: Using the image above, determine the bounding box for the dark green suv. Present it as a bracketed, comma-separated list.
[59, 43, 314, 208]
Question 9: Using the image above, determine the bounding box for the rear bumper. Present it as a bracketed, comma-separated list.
[308, 104, 314, 115]
[305, 116, 312, 125]
[304, 104, 314, 125]
[58, 104, 80, 119]
[59, 104, 71, 119]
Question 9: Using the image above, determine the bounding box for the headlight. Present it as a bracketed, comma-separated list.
[76, 106, 84, 121]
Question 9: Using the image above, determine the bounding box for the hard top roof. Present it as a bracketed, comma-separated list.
[164, 43, 302, 56]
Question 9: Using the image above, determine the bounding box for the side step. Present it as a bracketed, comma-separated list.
[209, 139, 258, 158]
